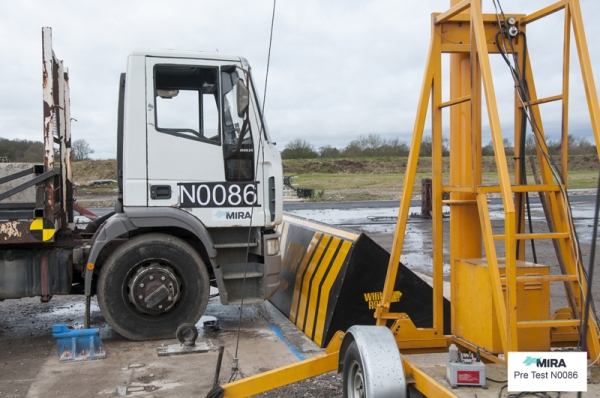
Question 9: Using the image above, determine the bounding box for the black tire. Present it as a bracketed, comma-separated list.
[343, 341, 367, 398]
[97, 233, 209, 340]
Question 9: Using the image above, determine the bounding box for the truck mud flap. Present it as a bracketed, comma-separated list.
[270, 214, 450, 347]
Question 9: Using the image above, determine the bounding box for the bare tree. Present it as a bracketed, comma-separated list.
[281, 139, 318, 159]
[72, 139, 95, 161]
[319, 145, 341, 158]
[482, 140, 495, 156]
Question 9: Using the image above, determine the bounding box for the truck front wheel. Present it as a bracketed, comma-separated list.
[97, 233, 209, 340]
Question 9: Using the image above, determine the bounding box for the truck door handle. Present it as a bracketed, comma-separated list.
[150, 185, 171, 199]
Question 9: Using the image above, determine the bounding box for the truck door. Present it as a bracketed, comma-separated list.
[145, 57, 265, 227]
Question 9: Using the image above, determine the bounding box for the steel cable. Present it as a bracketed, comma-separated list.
[228, 0, 278, 387]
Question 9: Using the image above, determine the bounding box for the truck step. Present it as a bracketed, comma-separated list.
[223, 271, 263, 280]
[228, 297, 264, 305]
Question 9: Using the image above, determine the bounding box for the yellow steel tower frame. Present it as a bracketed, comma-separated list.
[374, 0, 600, 361]
[222, 0, 600, 395]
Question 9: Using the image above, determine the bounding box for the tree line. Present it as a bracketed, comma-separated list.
[282, 133, 598, 159]
[0, 138, 44, 162]
[282, 134, 416, 159]
[0, 138, 95, 162]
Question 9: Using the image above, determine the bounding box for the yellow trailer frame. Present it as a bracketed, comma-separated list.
[222, 0, 600, 395]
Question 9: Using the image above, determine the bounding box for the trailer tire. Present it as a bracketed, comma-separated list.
[97, 233, 209, 340]
[343, 342, 367, 398]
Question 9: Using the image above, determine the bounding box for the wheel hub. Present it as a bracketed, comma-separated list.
[128, 263, 181, 315]
[348, 361, 365, 398]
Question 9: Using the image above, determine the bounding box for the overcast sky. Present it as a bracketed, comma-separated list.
[0, 0, 599, 159]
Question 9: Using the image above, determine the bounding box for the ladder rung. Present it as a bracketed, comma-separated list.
[517, 319, 580, 329]
[477, 186, 502, 193]
[442, 199, 477, 205]
[438, 95, 471, 109]
[518, 94, 562, 108]
[499, 275, 579, 283]
[375, 312, 403, 320]
[493, 232, 570, 240]
[511, 185, 562, 193]
[477, 184, 561, 193]
[443, 185, 473, 193]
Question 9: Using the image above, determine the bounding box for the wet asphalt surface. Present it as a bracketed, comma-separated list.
[1, 197, 600, 397]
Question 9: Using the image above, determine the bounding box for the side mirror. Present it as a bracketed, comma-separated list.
[236, 79, 249, 118]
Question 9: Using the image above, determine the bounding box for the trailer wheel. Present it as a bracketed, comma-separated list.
[97, 233, 209, 340]
[341, 326, 407, 398]
[343, 342, 367, 398]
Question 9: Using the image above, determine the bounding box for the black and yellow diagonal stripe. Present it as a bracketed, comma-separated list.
[271, 214, 449, 348]
[292, 234, 353, 346]
[30, 218, 55, 241]
[273, 215, 357, 346]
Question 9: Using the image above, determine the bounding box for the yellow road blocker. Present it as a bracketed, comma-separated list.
[271, 215, 450, 348]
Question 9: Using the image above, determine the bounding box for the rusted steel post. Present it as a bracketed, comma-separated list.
[42, 27, 55, 221]
[64, 68, 74, 224]
[421, 178, 432, 217]
[58, 60, 67, 228]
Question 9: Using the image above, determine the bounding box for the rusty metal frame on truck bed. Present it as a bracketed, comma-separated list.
[42, 27, 74, 231]
[0, 28, 73, 244]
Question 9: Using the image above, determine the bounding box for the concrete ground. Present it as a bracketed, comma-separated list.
[0, 293, 322, 397]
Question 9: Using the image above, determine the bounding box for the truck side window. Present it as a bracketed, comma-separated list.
[221, 69, 254, 181]
[154, 65, 220, 144]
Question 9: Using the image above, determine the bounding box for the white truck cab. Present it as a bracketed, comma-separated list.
[122, 50, 281, 227]
[87, 50, 283, 340]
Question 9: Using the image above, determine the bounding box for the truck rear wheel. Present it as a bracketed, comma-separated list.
[97, 233, 209, 340]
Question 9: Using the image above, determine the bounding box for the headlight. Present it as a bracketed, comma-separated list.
[266, 238, 280, 256]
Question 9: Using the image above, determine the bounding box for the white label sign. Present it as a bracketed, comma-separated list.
[508, 351, 587, 392]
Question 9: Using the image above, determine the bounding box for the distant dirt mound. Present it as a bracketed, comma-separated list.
[334, 159, 364, 173]
[283, 155, 600, 175]
[285, 159, 376, 174]
[73, 159, 117, 185]
[302, 159, 365, 174]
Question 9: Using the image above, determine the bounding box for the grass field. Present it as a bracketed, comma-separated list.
[293, 171, 599, 191]
[284, 156, 599, 201]
[71, 156, 598, 203]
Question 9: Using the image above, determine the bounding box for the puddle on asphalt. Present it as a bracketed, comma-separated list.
[569, 203, 598, 220]
[286, 206, 417, 234]
[47, 300, 92, 317]
[285, 200, 598, 276]
[286, 206, 451, 275]
[286, 207, 404, 233]
[193, 315, 221, 339]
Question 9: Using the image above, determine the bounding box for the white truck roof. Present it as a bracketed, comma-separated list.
[129, 49, 243, 62]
